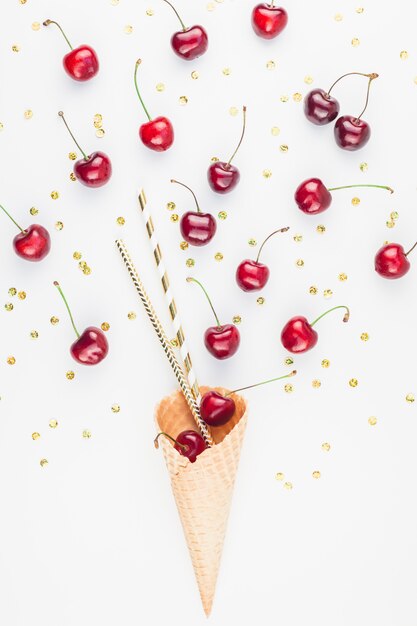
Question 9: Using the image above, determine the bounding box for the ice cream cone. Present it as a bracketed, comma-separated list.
[155, 386, 248, 616]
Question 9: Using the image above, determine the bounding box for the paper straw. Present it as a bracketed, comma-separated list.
[138, 189, 202, 405]
[116, 239, 214, 447]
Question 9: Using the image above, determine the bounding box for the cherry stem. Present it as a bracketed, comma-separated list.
[327, 184, 393, 194]
[134, 60, 152, 122]
[356, 74, 378, 121]
[256, 227, 290, 264]
[310, 305, 350, 328]
[226, 370, 296, 396]
[53, 281, 80, 339]
[186, 277, 221, 328]
[58, 112, 88, 161]
[405, 241, 417, 257]
[226, 106, 247, 168]
[0, 204, 24, 233]
[161, 0, 186, 31]
[171, 179, 201, 213]
[327, 72, 378, 96]
[43, 19, 73, 50]
[154, 432, 188, 451]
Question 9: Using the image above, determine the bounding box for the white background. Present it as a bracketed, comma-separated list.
[1, 0, 417, 624]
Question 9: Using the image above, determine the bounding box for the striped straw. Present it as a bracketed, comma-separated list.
[137, 190, 202, 406]
[116, 239, 214, 447]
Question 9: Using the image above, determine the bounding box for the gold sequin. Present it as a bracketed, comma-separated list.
[170, 338, 179, 347]
[30, 330, 39, 339]
[360, 332, 369, 341]
[30, 207, 38, 215]
[296, 259, 304, 267]
[95, 129, 105, 138]
[124, 25, 133, 34]
[70, 173, 76, 181]
[117, 216, 125, 226]
[127, 311, 136, 320]
[69, 152, 77, 160]
[186, 258, 195, 268]
[191, 71, 199, 80]
[232, 315, 242, 325]
[360, 162, 368, 172]
[32, 432, 40, 441]
[312, 471, 321, 479]
[49, 419, 58, 429]
[293, 234, 303, 242]
[146, 8, 154, 16]
[51, 191, 59, 200]
[284, 481, 293, 490]
[322, 442, 331, 452]
[406, 393, 415, 403]
[280, 95, 289, 102]
[257, 297, 265, 305]
[285, 357, 294, 365]
[293, 92, 302, 102]
[400, 50, 409, 60]
[276, 472, 284, 481]
[55, 221, 64, 231]
[111, 404, 121, 413]
[309, 286, 318, 295]
[339, 273, 348, 281]
[248, 239, 257, 247]
[321, 359, 330, 368]
[304, 75, 313, 84]
[229, 107, 238, 116]
[101, 322, 110, 331]
[266, 60, 276, 70]
[8, 288, 17, 296]
[284, 384, 293, 393]
[32, 22, 41, 31]
[222, 67, 231, 76]
[170, 214, 179, 222]
[7, 356, 16, 365]
[214, 252, 223, 261]
[391, 211, 399, 220]
[24, 110, 33, 119]
[82, 429, 92, 438]
[351, 38, 360, 47]
[180, 241, 189, 250]
[368, 416, 377, 426]
[12, 45, 20, 52]
[4, 303, 13, 311]
[66, 371, 75, 380]
[179, 96, 188, 105]
[323, 289, 333, 298]
[356, 7, 364, 13]
[218, 211, 227, 220]
[18, 291, 26, 300]
[334, 13, 343, 21]
[73, 251, 82, 260]
[262, 169, 272, 178]
[351, 197, 360, 206]
[316, 224, 326, 233]
[40, 459, 48, 468]
[386, 220, 395, 229]
[312, 379, 321, 388]
[271, 126, 280, 136]
[156, 83, 165, 92]
[349, 378, 358, 387]
[280, 144, 289, 152]
[167, 201, 175, 211]
[50, 316, 59, 325]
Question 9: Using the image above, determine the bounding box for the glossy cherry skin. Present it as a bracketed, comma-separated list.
[374, 243, 411, 279]
[334, 115, 370, 151]
[281, 316, 318, 354]
[13, 224, 51, 262]
[70, 326, 109, 365]
[200, 391, 236, 427]
[171, 26, 208, 60]
[63, 45, 99, 81]
[236, 259, 270, 291]
[180, 212, 217, 246]
[139, 116, 174, 152]
[304, 89, 340, 125]
[175, 430, 207, 463]
[208, 162, 240, 194]
[251, 4, 288, 39]
[74, 152, 112, 187]
[294, 178, 332, 215]
[204, 324, 240, 360]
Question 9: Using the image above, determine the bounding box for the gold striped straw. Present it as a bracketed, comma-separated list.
[116, 239, 213, 447]
[138, 189, 203, 406]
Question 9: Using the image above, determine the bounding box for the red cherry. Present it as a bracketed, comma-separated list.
[134, 60, 174, 152]
[375, 242, 416, 279]
[281, 306, 350, 354]
[162, 0, 208, 60]
[58, 111, 112, 187]
[70, 326, 109, 365]
[54, 281, 109, 366]
[208, 106, 246, 194]
[154, 430, 207, 463]
[43, 20, 99, 82]
[236, 227, 289, 291]
[0, 204, 51, 262]
[171, 179, 217, 245]
[187, 277, 240, 359]
[251, 3, 288, 39]
[334, 115, 370, 151]
[200, 391, 236, 426]
[304, 89, 340, 126]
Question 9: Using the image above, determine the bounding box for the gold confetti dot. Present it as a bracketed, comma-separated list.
[262, 169, 272, 178]
[248, 238, 257, 247]
[111, 0, 120, 5]
[334, 13, 343, 21]
[51, 191, 59, 200]
[24, 109, 33, 119]
[124, 25, 133, 34]
[349, 378, 358, 388]
[360, 162, 368, 172]
[351, 37, 360, 47]
[191, 70, 199, 80]
[266, 60, 276, 70]
[170, 338, 179, 347]
[166, 201, 175, 211]
[127, 311, 136, 320]
[156, 82, 165, 92]
[83, 266, 91, 276]
[312, 470, 321, 479]
[276, 472, 285, 481]
[12, 45, 20, 52]
[146, 8, 154, 16]
[232, 315, 242, 325]
[18, 291, 26, 300]
[293, 92, 302, 102]
[20, 0, 27, 4]
[180, 241, 189, 251]
[211, 156, 219, 162]
[257, 297, 265, 305]
[284, 384, 293, 393]
[73, 251, 82, 260]
[4, 303, 13, 311]
[386, 220, 395, 229]
[55, 221, 64, 231]
[111, 404, 121, 413]
[207, 2, 216, 10]
[40, 458, 48, 468]
[293, 234, 303, 242]
[68, 152, 77, 161]
[186, 258, 195, 268]
[82, 429, 92, 438]
[360, 332, 369, 341]
[79, 261, 87, 269]
[32, 23, 41, 32]
[339, 273, 348, 281]
[49, 419, 58, 429]
[280, 144, 289, 152]
[7, 356, 16, 365]
[218, 211, 227, 220]
[317, 224, 326, 234]
[296, 259, 304, 267]
[0, 123, 4, 131]
[322, 442, 331, 452]
[284, 481, 293, 490]
[117, 216, 125, 226]
[271, 126, 280, 136]
[321, 359, 330, 368]
[29, 207, 38, 215]
[368, 416, 377, 426]
[66, 371, 75, 380]
[312, 379, 321, 388]
[304, 75, 314, 84]
[30, 330, 39, 339]
[8, 288, 17, 296]
[95, 128, 105, 138]
[70, 173, 76, 181]
[32, 432, 40, 441]
[50, 316, 59, 325]
[214, 252, 224, 261]
[101, 322, 110, 331]
[170, 214, 179, 222]
[179, 95, 189, 105]
[356, 7, 364, 13]
[390, 211, 399, 220]
[280, 95, 289, 102]
[309, 286, 318, 295]
[222, 67, 231, 76]
[229, 106, 238, 116]
[351, 197, 360, 206]
[406, 393, 415, 403]
[285, 357, 294, 365]
[323, 289, 333, 298]
[400, 50, 409, 60]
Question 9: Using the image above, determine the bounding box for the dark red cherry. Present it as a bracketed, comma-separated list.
[251, 4, 288, 39]
[162, 1, 208, 60]
[204, 324, 240, 360]
[154, 430, 207, 463]
[13, 224, 51, 261]
[281, 306, 350, 354]
[171, 179, 216, 246]
[74, 152, 112, 187]
[236, 260, 270, 291]
[200, 391, 236, 427]
[374, 242, 416, 279]
[334, 115, 370, 151]
[139, 117, 174, 152]
[304, 89, 339, 125]
[294, 178, 332, 215]
[207, 162, 240, 194]
[70, 327, 109, 365]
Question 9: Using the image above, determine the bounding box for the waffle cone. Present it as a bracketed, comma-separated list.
[155, 387, 248, 616]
